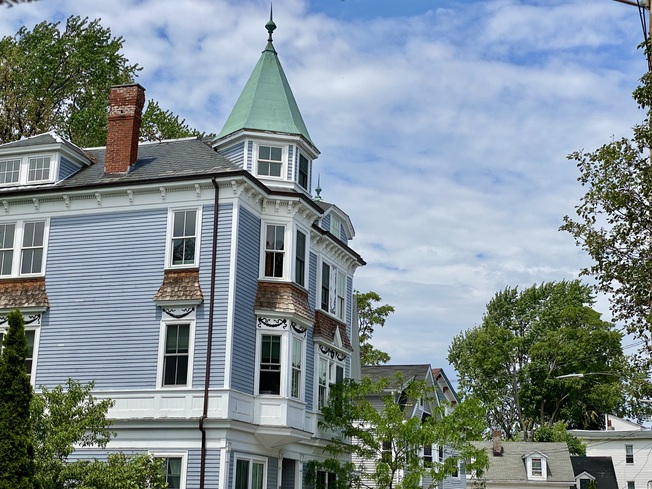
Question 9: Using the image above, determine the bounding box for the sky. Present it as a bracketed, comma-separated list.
[0, 0, 647, 379]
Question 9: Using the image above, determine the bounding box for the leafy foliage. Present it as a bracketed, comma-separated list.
[561, 65, 652, 365]
[31, 379, 166, 489]
[532, 421, 586, 456]
[308, 375, 488, 489]
[0, 309, 35, 489]
[0, 16, 202, 148]
[356, 291, 394, 366]
[448, 280, 625, 439]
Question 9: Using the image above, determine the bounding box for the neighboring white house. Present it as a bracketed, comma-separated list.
[469, 438, 575, 489]
[571, 414, 652, 489]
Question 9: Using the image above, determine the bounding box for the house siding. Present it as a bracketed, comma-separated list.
[247, 141, 254, 172]
[281, 458, 295, 489]
[39, 209, 166, 389]
[231, 205, 260, 394]
[219, 142, 245, 168]
[58, 156, 80, 180]
[186, 448, 220, 488]
[195, 202, 233, 389]
[287, 145, 294, 181]
[267, 456, 278, 489]
[321, 215, 330, 233]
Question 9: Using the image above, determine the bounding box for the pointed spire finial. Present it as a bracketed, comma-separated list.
[314, 174, 322, 201]
[266, 4, 276, 43]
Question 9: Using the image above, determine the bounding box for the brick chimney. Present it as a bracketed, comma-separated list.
[492, 430, 503, 456]
[105, 83, 146, 174]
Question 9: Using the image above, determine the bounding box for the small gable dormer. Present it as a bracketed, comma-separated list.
[314, 202, 355, 244]
[0, 132, 91, 188]
[212, 14, 319, 195]
[523, 450, 548, 481]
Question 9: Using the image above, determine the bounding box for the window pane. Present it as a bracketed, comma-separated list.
[0, 223, 15, 248]
[252, 462, 264, 489]
[25, 330, 35, 375]
[236, 460, 249, 489]
[184, 210, 196, 236]
[165, 457, 182, 489]
[270, 147, 282, 161]
[269, 162, 282, 177]
[259, 146, 270, 160]
[260, 335, 281, 394]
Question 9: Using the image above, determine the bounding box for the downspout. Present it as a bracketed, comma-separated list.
[199, 178, 220, 489]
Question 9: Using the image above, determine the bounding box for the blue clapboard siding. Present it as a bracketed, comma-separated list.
[186, 449, 220, 488]
[306, 252, 317, 410]
[305, 325, 314, 410]
[287, 145, 294, 181]
[321, 214, 330, 233]
[195, 203, 233, 389]
[231, 206, 260, 393]
[247, 141, 254, 172]
[39, 209, 167, 389]
[308, 252, 317, 312]
[58, 156, 81, 181]
[219, 142, 245, 168]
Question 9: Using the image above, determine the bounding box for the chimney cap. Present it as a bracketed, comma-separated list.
[110, 82, 146, 91]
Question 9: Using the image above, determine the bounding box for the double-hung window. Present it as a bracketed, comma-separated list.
[169, 209, 198, 267]
[531, 458, 542, 477]
[626, 444, 634, 464]
[317, 355, 344, 409]
[259, 334, 281, 394]
[291, 337, 302, 399]
[257, 145, 283, 177]
[298, 154, 309, 189]
[316, 471, 337, 489]
[330, 216, 343, 240]
[336, 270, 346, 320]
[321, 263, 330, 312]
[162, 324, 190, 387]
[294, 230, 306, 287]
[264, 225, 285, 278]
[0, 327, 38, 380]
[152, 453, 186, 489]
[0, 159, 20, 184]
[0, 219, 48, 278]
[235, 456, 265, 489]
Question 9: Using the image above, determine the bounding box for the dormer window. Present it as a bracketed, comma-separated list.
[0, 159, 20, 184]
[330, 216, 343, 239]
[28, 156, 51, 182]
[524, 452, 547, 480]
[257, 145, 283, 177]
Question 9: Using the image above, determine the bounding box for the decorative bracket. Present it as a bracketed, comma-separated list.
[127, 190, 134, 204]
[159, 187, 166, 201]
[195, 184, 201, 199]
[95, 192, 102, 206]
[63, 195, 70, 209]
[32, 198, 39, 211]
[1, 201, 7, 214]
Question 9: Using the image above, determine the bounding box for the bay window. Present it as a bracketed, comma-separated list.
[295, 230, 306, 286]
[317, 353, 344, 409]
[257, 145, 283, 177]
[256, 323, 306, 398]
[259, 334, 281, 394]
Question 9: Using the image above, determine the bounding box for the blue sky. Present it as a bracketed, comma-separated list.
[1, 0, 647, 378]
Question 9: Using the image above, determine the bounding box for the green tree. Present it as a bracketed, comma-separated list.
[0, 16, 203, 148]
[448, 280, 625, 440]
[0, 309, 35, 488]
[31, 379, 166, 489]
[561, 64, 652, 365]
[356, 291, 394, 366]
[308, 376, 488, 489]
[532, 421, 586, 456]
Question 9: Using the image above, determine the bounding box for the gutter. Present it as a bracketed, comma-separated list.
[199, 177, 220, 489]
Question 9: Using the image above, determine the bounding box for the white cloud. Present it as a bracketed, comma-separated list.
[0, 0, 642, 372]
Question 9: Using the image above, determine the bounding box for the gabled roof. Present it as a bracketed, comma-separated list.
[214, 19, 313, 146]
[362, 364, 432, 386]
[571, 457, 618, 489]
[471, 441, 575, 484]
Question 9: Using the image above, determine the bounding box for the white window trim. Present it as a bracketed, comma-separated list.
[297, 152, 310, 190]
[0, 218, 50, 278]
[525, 454, 547, 480]
[315, 348, 345, 411]
[330, 215, 343, 239]
[292, 225, 309, 288]
[150, 451, 188, 489]
[254, 326, 306, 400]
[156, 318, 195, 389]
[319, 259, 347, 320]
[260, 221, 289, 280]
[233, 454, 268, 489]
[0, 154, 57, 187]
[165, 207, 202, 269]
[0, 322, 40, 385]
[255, 143, 286, 180]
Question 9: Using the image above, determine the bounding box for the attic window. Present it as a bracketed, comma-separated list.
[531, 458, 542, 477]
[0, 159, 20, 184]
[330, 216, 343, 239]
[28, 156, 51, 182]
[525, 453, 547, 480]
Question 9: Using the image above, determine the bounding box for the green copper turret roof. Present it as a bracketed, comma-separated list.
[214, 15, 314, 145]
